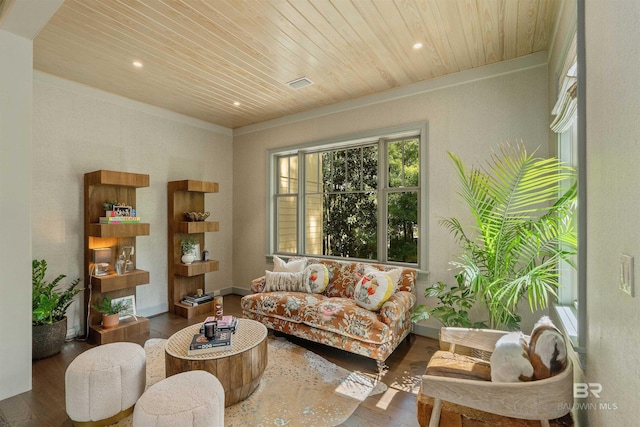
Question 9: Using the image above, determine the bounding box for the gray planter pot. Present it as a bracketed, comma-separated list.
[32, 317, 67, 360]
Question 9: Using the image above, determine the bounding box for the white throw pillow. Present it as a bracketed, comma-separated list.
[303, 263, 330, 294]
[490, 331, 534, 382]
[273, 255, 306, 273]
[263, 270, 311, 293]
[353, 271, 394, 311]
[363, 266, 402, 288]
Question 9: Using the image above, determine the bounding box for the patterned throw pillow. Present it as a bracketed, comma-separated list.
[353, 271, 394, 311]
[263, 270, 311, 293]
[303, 263, 331, 294]
[273, 255, 306, 273]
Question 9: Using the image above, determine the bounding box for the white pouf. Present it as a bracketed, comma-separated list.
[65, 342, 146, 426]
[133, 370, 225, 427]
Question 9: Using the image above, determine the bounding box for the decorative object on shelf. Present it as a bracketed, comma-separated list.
[103, 200, 136, 218]
[102, 200, 118, 211]
[120, 245, 135, 272]
[180, 236, 198, 264]
[32, 259, 82, 360]
[202, 248, 209, 261]
[183, 211, 210, 222]
[116, 254, 125, 275]
[92, 296, 131, 329]
[92, 247, 112, 276]
[111, 295, 138, 321]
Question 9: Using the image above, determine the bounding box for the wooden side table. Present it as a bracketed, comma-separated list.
[165, 318, 268, 407]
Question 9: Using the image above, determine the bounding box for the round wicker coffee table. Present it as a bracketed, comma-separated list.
[165, 318, 268, 407]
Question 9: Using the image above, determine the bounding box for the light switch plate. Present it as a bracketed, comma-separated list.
[620, 254, 634, 297]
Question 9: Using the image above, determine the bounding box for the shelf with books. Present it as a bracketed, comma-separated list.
[88, 223, 150, 238]
[84, 170, 150, 345]
[174, 300, 215, 319]
[168, 179, 220, 319]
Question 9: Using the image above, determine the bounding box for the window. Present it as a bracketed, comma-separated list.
[550, 12, 586, 362]
[269, 123, 427, 268]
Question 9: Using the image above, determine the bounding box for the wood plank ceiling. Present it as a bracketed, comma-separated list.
[33, 0, 558, 129]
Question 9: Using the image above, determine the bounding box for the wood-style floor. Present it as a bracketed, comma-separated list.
[0, 295, 439, 427]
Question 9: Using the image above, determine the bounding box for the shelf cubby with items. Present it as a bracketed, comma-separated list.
[84, 170, 150, 345]
[168, 179, 219, 319]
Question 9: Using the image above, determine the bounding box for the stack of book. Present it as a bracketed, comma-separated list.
[181, 294, 214, 306]
[199, 315, 238, 334]
[187, 330, 232, 356]
[99, 216, 141, 224]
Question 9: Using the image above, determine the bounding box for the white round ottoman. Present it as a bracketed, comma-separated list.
[133, 370, 225, 427]
[65, 342, 146, 426]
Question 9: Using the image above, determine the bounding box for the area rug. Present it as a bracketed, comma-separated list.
[110, 336, 386, 427]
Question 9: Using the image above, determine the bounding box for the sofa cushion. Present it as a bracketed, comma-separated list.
[302, 297, 390, 344]
[273, 255, 307, 272]
[426, 350, 491, 381]
[241, 292, 326, 323]
[304, 263, 331, 293]
[353, 270, 395, 311]
[264, 270, 311, 292]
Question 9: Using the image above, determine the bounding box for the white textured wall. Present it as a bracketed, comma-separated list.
[32, 75, 233, 334]
[0, 29, 33, 401]
[584, 1, 640, 425]
[233, 65, 549, 333]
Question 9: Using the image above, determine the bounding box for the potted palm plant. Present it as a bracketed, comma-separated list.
[32, 259, 82, 359]
[413, 142, 577, 330]
[92, 296, 130, 329]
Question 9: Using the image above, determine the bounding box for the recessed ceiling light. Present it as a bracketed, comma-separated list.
[233, 101, 241, 107]
[132, 61, 143, 68]
[413, 42, 423, 50]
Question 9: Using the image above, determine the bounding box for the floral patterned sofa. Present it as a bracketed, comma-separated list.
[241, 258, 417, 371]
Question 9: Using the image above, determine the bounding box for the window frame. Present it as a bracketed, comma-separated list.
[266, 122, 429, 270]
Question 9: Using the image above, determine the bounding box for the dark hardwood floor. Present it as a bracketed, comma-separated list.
[0, 295, 439, 427]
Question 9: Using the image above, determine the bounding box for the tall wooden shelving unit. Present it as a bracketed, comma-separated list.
[168, 180, 219, 319]
[84, 170, 151, 344]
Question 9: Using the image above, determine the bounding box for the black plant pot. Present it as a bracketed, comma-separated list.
[32, 317, 67, 360]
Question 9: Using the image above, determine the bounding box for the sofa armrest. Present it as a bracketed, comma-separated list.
[379, 291, 416, 325]
[250, 276, 266, 294]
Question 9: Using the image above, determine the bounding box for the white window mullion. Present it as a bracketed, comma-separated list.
[378, 138, 388, 263]
[298, 151, 306, 255]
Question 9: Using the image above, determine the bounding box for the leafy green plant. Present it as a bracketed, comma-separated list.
[92, 296, 130, 315]
[180, 236, 198, 254]
[414, 142, 577, 330]
[32, 259, 82, 325]
[411, 273, 487, 328]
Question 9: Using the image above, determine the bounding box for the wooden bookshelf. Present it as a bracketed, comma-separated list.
[84, 170, 150, 345]
[168, 180, 219, 319]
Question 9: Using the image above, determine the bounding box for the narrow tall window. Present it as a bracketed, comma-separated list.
[275, 155, 298, 253]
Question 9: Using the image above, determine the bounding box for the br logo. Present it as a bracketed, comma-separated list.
[574, 383, 602, 398]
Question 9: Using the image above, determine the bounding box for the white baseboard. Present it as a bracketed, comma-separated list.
[412, 323, 440, 339]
